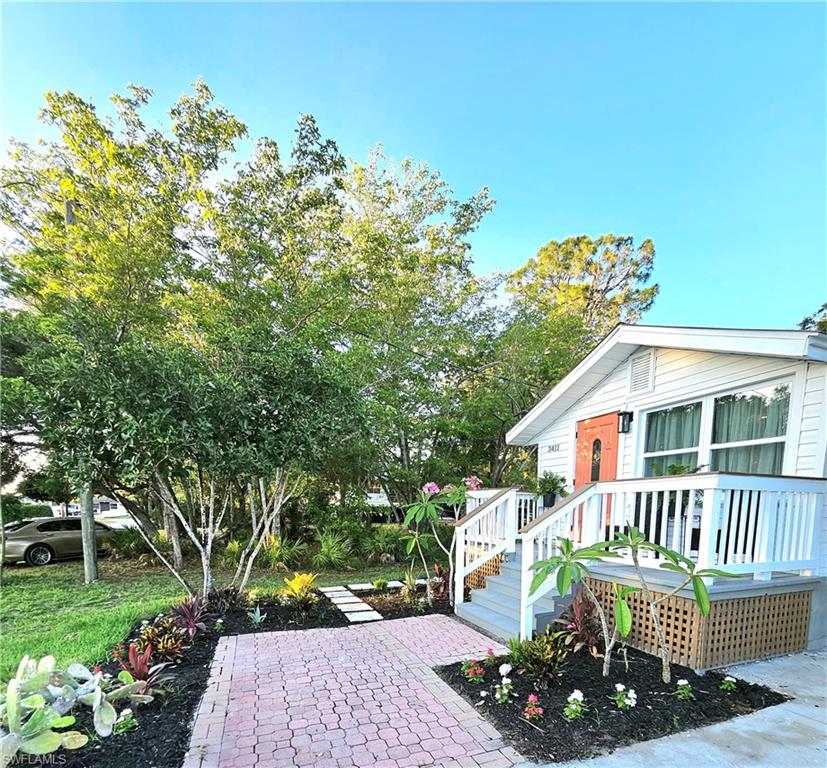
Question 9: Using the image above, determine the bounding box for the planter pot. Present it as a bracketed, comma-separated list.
[542, 493, 557, 508]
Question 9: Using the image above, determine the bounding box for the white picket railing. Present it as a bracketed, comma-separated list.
[516, 472, 826, 639]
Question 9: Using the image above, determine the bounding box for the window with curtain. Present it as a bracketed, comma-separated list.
[643, 402, 702, 476]
[710, 383, 790, 474]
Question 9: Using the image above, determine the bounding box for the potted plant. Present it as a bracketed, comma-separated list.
[536, 472, 568, 509]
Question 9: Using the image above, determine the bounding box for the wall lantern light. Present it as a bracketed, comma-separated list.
[618, 411, 633, 434]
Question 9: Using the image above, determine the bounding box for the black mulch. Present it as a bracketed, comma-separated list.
[436, 648, 788, 763]
[220, 593, 350, 634]
[359, 587, 453, 619]
[59, 633, 218, 768]
[45, 593, 348, 768]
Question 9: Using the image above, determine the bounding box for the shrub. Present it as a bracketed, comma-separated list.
[171, 594, 210, 640]
[312, 530, 352, 569]
[263, 535, 308, 570]
[280, 572, 319, 610]
[136, 617, 187, 662]
[371, 578, 388, 592]
[554, 588, 602, 657]
[220, 539, 243, 566]
[104, 528, 152, 560]
[207, 586, 246, 613]
[365, 524, 406, 561]
[401, 566, 418, 606]
[510, 629, 568, 688]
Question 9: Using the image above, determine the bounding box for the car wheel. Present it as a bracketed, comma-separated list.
[25, 544, 54, 567]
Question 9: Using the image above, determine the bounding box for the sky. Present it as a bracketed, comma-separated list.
[2, 1, 825, 329]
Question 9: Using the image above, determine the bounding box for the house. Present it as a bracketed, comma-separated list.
[454, 324, 827, 669]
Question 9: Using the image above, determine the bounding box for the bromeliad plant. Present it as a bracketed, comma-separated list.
[137, 617, 188, 661]
[117, 644, 171, 695]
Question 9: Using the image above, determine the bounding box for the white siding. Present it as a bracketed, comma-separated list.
[535, 348, 827, 489]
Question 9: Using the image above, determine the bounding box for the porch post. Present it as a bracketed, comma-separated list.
[519, 536, 532, 639]
[505, 489, 518, 553]
[696, 485, 720, 585]
[454, 525, 466, 607]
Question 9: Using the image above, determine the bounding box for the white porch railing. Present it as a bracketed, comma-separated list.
[517, 472, 826, 638]
[454, 488, 544, 605]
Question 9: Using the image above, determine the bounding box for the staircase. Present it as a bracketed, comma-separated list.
[455, 543, 560, 641]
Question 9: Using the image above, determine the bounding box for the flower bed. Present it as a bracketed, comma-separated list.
[10, 590, 350, 768]
[359, 587, 453, 619]
[437, 647, 787, 763]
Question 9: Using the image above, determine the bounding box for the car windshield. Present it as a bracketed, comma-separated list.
[3, 520, 30, 532]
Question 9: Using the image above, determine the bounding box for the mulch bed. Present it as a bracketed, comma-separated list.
[437, 648, 788, 763]
[48, 592, 348, 768]
[360, 587, 453, 619]
[220, 593, 350, 634]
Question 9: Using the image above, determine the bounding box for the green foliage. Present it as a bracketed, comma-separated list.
[365, 524, 407, 562]
[509, 629, 569, 688]
[400, 567, 418, 606]
[280, 572, 319, 610]
[312, 530, 353, 570]
[262, 536, 308, 570]
[534, 472, 568, 499]
[371, 578, 388, 592]
[0, 495, 52, 524]
[16, 466, 73, 506]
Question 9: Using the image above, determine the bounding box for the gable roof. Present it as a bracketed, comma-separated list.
[506, 324, 827, 446]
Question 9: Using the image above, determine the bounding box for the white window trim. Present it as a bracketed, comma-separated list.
[637, 376, 794, 476]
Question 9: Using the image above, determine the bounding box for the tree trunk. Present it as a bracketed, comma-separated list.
[164, 501, 184, 572]
[0, 492, 6, 587]
[79, 481, 98, 584]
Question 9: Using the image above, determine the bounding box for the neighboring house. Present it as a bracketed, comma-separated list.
[454, 324, 827, 669]
[60, 495, 134, 528]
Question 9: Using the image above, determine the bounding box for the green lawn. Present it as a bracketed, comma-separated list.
[0, 558, 416, 679]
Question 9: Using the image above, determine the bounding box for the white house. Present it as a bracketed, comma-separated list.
[453, 325, 827, 669]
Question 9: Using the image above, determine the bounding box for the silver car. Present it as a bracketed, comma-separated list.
[2, 517, 113, 566]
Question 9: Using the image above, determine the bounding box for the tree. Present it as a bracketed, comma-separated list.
[799, 303, 827, 333]
[17, 466, 73, 516]
[507, 234, 658, 341]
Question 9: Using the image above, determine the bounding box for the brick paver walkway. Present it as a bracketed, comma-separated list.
[183, 615, 525, 768]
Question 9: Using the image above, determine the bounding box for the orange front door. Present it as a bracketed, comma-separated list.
[574, 412, 620, 488]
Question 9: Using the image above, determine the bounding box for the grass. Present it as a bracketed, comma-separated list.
[0, 557, 419, 679]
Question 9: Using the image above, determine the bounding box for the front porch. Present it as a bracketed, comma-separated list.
[454, 473, 826, 668]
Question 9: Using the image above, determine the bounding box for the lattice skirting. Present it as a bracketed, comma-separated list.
[464, 556, 504, 590]
[585, 577, 812, 670]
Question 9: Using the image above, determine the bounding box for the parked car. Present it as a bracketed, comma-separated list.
[2, 517, 113, 566]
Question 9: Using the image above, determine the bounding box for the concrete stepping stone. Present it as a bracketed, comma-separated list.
[386, 580, 403, 588]
[337, 601, 372, 613]
[319, 586, 350, 594]
[329, 594, 364, 605]
[346, 610, 383, 622]
[347, 583, 374, 591]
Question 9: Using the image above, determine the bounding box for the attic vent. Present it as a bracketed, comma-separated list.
[629, 351, 654, 394]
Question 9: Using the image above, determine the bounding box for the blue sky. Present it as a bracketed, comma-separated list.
[3, 2, 825, 328]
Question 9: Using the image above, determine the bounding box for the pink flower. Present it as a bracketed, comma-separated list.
[463, 475, 482, 491]
[537, 707, 544, 715]
[443, 483, 456, 491]
[422, 482, 441, 495]
[527, 694, 538, 703]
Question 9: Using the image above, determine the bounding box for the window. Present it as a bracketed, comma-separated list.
[590, 439, 602, 481]
[37, 521, 66, 533]
[710, 383, 790, 474]
[643, 402, 702, 476]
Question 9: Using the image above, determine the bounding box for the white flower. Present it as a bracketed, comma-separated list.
[479, 691, 488, 697]
[568, 689, 584, 702]
[614, 683, 626, 692]
[677, 679, 689, 687]
[499, 663, 512, 678]
[724, 675, 736, 683]
[501, 678, 511, 686]
[627, 690, 637, 706]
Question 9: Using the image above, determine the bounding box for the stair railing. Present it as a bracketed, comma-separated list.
[454, 487, 519, 607]
[517, 484, 599, 639]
